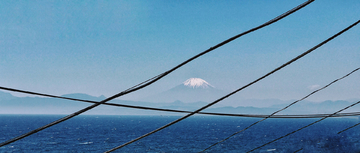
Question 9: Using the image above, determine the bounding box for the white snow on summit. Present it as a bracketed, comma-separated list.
[183, 78, 214, 88]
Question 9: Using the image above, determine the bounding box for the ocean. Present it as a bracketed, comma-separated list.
[0, 115, 359, 152]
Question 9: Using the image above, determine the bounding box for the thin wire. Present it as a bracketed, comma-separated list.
[247, 100, 360, 153]
[200, 67, 360, 152]
[337, 121, 360, 134]
[2, 86, 360, 119]
[108, 2, 353, 152]
[294, 148, 303, 153]
[0, 0, 312, 148]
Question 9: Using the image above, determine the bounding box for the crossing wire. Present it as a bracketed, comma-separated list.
[107, 19, 360, 152]
[0, 0, 314, 148]
[247, 99, 360, 153]
[200, 67, 360, 152]
[2, 86, 360, 119]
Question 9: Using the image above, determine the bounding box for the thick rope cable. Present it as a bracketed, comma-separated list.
[247, 99, 360, 153]
[0, 0, 314, 148]
[200, 67, 360, 152]
[123, 72, 167, 93]
[1, 86, 360, 119]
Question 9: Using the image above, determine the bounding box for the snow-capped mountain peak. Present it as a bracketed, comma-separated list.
[183, 78, 214, 88]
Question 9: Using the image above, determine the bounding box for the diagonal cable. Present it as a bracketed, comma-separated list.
[0, 0, 314, 148]
[200, 67, 360, 152]
[338, 120, 360, 134]
[247, 99, 360, 153]
[294, 148, 303, 153]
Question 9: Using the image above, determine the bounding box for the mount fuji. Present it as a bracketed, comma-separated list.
[143, 78, 225, 103]
[183, 78, 214, 89]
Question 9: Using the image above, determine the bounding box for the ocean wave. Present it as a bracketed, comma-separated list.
[79, 142, 93, 145]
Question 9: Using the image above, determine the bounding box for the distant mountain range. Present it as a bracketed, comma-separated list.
[0, 89, 359, 115]
[1, 78, 359, 115]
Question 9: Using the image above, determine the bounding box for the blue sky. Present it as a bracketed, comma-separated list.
[0, 0, 359, 105]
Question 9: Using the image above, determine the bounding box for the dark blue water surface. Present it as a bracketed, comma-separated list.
[0, 115, 359, 152]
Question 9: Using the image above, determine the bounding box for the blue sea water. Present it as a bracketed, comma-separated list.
[0, 115, 359, 153]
